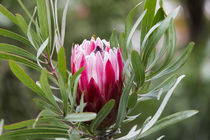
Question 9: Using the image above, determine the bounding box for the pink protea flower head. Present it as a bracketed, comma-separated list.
[71, 37, 124, 127]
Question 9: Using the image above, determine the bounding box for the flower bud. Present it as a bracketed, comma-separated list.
[71, 37, 123, 127]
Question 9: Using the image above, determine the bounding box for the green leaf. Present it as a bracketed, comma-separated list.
[33, 98, 61, 115]
[69, 128, 80, 140]
[140, 75, 185, 134]
[152, 8, 165, 26]
[139, 75, 177, 102]
[127, 10, 147, 48]
[125, 2, 143, 38]
[76, 92, 86, 113]
[149, 42, 194, 80]
[16, 14, 29, 35]
[37, 38, 49, 68]
[139, 110, 198, 138]
[37, 0, 49, 40]
[0, 119, 4, 136]
[0, 4, 17, 25]
[131, 50, 145, 87]
[0, 128, 69, 139]
[0, 52, 40, 71]
[128, 92, 137, 109]
[153, 20, 177, 74]
[114, 74, 135, 130]
[17, 0, 32, 18]
[0, 28, 31, 46]
[40, 69, 59, 109]
[71, 67, 84, 88]
[90, 99, 115, 132]
[58, 73, 68, 115]
[0, 43, 36, 61]
[110, 29, 118, 48]
[58, 47, 67, 82]
[9, 60, 45, 98]
[65, 113, 97, 122]
[142, 7, 180, 65]
[119, 32, 127, 60]
[72, 75, 80, 107]
[61, 0, 70, 46]
[141, 0, 157, 42]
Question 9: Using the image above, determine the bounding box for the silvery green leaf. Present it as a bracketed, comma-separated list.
[65, 113, 96, 122]
[110, 29, 118, 48]
[117, 125, 140, 140]
[125, 1, 143, 38]
[141, 0, 157, 42]
[0, 28, 31, 47]
[76, 92, 86, 113]
[114, 74, 135, 130]
[127, 10, 147, 48]
[56, 138, 68, 140]
[127, 92, 138, 109]
[0, 119, 4, 135]
[138, 88, 163, 102]
[142, 7, 180, 65]
[140, 75, 185, 134]
[36, 38, 49, 68]
[27, 7, 38, 50]
[61, 0, 70, 46]
[156, 135, 165, 140]
[68, 128, 80, 140]
[149, 42, 194, 81]
[131, 50, 145, 87]
[140, 22, 161, 53]
[123, 114, 141, 123]
[90, 99, 115, 133]
[139, 110, 198, 138]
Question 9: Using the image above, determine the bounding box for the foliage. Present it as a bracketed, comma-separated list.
[0, 0, 197, 139]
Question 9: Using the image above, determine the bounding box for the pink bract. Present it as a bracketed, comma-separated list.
[71, 37, 124, 127]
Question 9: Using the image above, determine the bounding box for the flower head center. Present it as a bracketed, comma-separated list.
[94, 46, 102, 54]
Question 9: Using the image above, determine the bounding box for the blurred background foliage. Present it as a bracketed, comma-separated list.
[0, 0, 209, 139]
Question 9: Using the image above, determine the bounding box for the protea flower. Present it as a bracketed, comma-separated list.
[71, 37, 124, 126]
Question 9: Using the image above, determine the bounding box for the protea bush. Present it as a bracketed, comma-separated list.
[0, 0, 198, 140]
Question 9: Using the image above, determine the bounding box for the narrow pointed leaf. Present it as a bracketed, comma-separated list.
[9, 60, 45, 98]
[33, 98, 61, 114]
[90, 99, 115, 132]
[58, 47, 67, 82]
[0, 52, 40, 71]
[128, 92, 137, 109]
[0, 43, 36, 61]
[40, 69, 59, 109]
[65, 113, 97, 122]
[131, 50, 145, 87]
[58, 74, 68, 115]
[0, 4, 17, 25]
[114, 74, 135, 130]
[0, 28, 31, 46]
[0, 119, 4, 135]
[125, 2, 143, 38]
[141, 0, 157, 42]
[110, 29, 118, 48]
[0, 128, 69, 139]
[61, 0, 70, 46]
[150, 42, 194, 80]
[139, 110, 198, 138]
[119, 32, 127, 60]
[127, 10, 147, 47]
[141, 75, 185, 133]
[142, 7, 180, 65]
